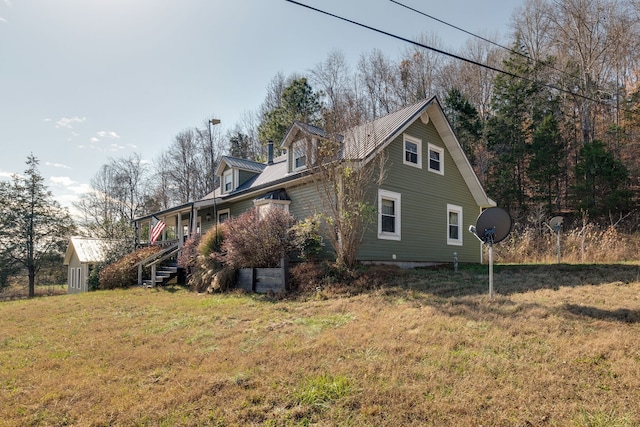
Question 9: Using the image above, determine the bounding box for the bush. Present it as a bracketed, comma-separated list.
[220, 207, 297, 269]
[98, 246, 161, 290]
[182, 226, 226, 293]
[290, 214, 324, 261]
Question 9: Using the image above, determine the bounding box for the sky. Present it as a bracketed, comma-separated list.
[0, 0, 524, 216]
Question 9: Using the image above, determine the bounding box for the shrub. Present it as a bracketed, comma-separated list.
[183, 225, 226, 293]
[98, 246, 161, 290]
[290, 214, 324, 261]
[220, 207, 297, 269]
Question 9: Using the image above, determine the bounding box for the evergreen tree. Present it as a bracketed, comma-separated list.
[573, 140, 633, 219]
[0, 155, 75, 297]
[528, 112, 564, 213]
[258, 77, 322, 154]
[444, 87, 482, 165]
[486, 40, 538, 213]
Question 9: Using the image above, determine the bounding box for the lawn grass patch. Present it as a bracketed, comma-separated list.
[1, 264, 640, 426]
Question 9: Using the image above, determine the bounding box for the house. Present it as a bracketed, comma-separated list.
[63, 237, 113, 293]
[133, 96, 495, 266]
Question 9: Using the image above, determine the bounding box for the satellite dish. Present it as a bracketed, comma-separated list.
[468, 207, 512, 299]
[473, 207, 512, 244]
[549, 216, 563, 230]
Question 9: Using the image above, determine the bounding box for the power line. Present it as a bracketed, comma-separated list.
[388, 0, 582, 88]
[284, 0, 610, 107]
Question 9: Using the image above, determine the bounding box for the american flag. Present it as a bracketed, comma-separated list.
[150, 216, 166, 244]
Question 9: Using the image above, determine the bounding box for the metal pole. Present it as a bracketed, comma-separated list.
[488, 243, 494, 299]
[557, 228, 561, 264]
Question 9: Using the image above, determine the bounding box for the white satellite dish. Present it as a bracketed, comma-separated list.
[469, 207, 512, 299]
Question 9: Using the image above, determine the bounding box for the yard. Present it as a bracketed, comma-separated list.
[1, 263, 639, 426]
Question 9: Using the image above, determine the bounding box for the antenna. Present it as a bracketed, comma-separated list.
[468, 207, 512, 299]
[547, 216, 563, 264]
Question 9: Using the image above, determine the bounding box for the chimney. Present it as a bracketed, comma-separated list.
[267, 140, 274, 165]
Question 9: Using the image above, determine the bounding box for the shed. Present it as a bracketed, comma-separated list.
[63, 237, 112, 293]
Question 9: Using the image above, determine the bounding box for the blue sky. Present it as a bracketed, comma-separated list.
[0, 0, 523, 214]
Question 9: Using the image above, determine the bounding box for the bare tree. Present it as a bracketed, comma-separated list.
[75, 153, 150, 241]
[357, 49, 401, 119]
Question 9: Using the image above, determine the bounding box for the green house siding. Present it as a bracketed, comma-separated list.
[358, 119, 482, 263]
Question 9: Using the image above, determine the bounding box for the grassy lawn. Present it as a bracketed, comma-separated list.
[1, 264, 640, 426]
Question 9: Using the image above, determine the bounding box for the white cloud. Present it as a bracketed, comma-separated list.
[97, 130, 120, 139]
[109, 143, 125, 151]
[0, 16, 6, 23]
[4, 0, 12, 7]
[89, 137, 99, 143]
[50, 176, 75, 187]
[45, 161, 71, 169]
[0, 170, 13, 179]
[55, 116, 86, 129]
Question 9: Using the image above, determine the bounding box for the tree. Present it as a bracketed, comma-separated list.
[486, 40, 538, 214]
[0, 155, 75, 297]
[75, 153, 150, 242]
[307, 123, 387, 270]
[258, 77, 322, 153]
[573, 140, 633, 218]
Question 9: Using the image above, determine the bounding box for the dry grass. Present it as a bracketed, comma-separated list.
[2, 264, 640, 426]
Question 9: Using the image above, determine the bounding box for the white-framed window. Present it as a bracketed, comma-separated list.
[428, 143, 444, 175]
[223, 169, 233, 193]
[378, 189, 401, 241]
[403, 134, 422, 168]
[70, 267, 75, 289]
[217, 209, 230, 224]
[76, 268, 82, 291]
[447, 204, 463, 246]
[292, 139, 308, 171]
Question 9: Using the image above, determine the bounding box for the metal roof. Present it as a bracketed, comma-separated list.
[64, 237, 115, 265]
[215, 156, 266, 176]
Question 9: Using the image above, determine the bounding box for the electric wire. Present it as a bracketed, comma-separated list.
[388, 0, 582, 85]
[283, 0, 604, 106]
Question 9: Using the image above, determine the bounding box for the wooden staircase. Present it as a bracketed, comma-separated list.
[134, 243, 181, 288]
[143, 261, 179, 288]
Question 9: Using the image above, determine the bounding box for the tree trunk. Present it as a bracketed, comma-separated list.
[28, 267, 35, 298]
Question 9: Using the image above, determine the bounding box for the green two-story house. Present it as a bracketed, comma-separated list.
[133, 96, 495, 265]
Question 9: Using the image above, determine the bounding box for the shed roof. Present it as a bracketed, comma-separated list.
[63, 237, 115, 265]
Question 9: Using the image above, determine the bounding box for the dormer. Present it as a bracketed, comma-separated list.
[215, 156, 266, 195]
[281, 122, 338, 174]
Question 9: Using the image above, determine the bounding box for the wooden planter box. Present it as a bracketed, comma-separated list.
[236, 258, 289, 294]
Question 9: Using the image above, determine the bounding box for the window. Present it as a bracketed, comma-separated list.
[428, 144, 444, 174]
[76, 268, 82, 291]
[70, 267, 75, 289]
[292, 140, 308, 171]
[447, 204, 463, 246]
[223, 169, 233, 193]
[378, 189, 401, 240]
[217, 209, 230, 224]
[403, 134, 422, 168]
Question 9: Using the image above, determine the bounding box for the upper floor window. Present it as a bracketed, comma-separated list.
[223, 169, 233, 193]
[403, 134, 422, 168]
[428, 143, 444, 175]
[293, 140, 308, 171]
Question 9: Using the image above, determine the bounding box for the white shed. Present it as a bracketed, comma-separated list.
[63, 237, 112, 293]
